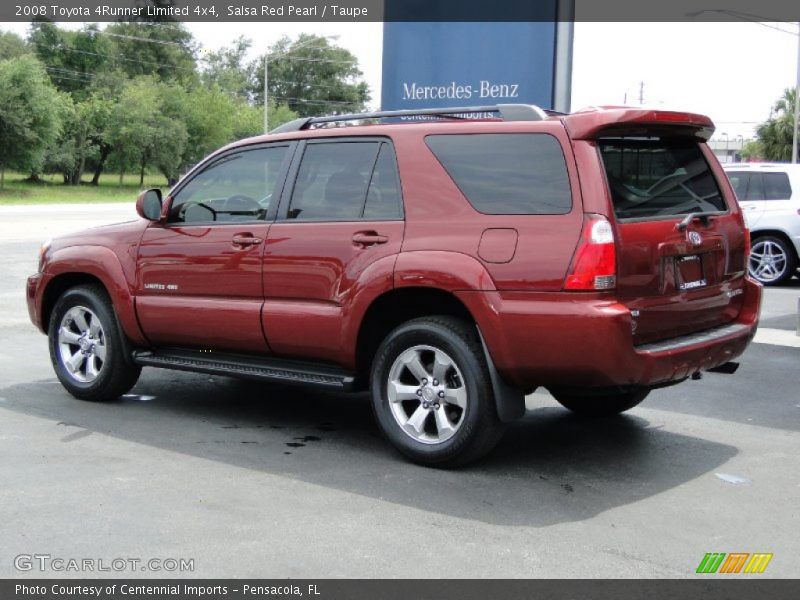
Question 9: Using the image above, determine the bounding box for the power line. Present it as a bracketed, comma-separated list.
[45, 66, 94, 81]
[260, 56, 358, 65]
[273, 96, 363, 106]
[47, 73, 94, 84]
[53, 45, 194, 71]
[99, 31, 189, 46]
[268, 79, 360, 90]
[128, 21, 189, 34]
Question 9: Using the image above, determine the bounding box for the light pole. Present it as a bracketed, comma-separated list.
[793, 22, 800, 163]
[263, 34, 340, 133]
[721, 132, 729, 163]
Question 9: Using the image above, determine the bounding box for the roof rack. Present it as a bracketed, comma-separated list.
[270, 104, 551, 134]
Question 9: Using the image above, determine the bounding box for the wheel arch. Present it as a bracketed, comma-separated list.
[42, 272, 106, 331]
[42, 245, 147, 346]
[355, 286, 525, 422]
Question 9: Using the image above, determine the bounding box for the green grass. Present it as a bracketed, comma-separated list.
[0, 172, 168, 205]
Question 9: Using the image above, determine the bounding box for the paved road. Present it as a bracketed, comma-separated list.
[1, 204, 798, 578]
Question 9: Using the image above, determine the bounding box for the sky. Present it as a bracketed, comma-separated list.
[1, 20, 798, 141]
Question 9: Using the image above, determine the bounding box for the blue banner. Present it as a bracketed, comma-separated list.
[381, 19, 559, 116]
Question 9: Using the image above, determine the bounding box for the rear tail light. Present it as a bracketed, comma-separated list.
[564, 214, 617, 291]
[744, 228, 751, 260]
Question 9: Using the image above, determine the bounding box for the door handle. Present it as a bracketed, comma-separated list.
[352, 232, 389, 247]
[232, 234, 263, 248]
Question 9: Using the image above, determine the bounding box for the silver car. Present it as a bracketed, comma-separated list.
[723, 163, 800, 285]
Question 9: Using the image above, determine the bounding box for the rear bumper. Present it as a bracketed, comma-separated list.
[457, 277, 761, 390]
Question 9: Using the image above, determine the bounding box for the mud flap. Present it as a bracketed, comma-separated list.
[476, 327, 526, 422]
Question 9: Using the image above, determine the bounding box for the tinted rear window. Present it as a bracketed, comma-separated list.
[724, 171, 792, 201]
[599, 138, 727, 219]
[425, 133, 572, 215]
[763, 172, 792, 200]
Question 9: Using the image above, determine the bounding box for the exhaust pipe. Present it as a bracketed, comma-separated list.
[707, 361, 740, 375]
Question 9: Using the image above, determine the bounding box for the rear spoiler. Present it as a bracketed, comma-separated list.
[564, 107, 715, 141]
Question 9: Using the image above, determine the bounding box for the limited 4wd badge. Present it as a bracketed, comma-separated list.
[144, 283, 179, 291]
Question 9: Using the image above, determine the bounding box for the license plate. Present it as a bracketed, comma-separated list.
[676, 255, 707, 290]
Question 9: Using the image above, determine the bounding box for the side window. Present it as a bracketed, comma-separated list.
[288, 142, 381, 220]
[727, 172, 750, 200]
[169, 146, 288, 224]
[363, 143, 403, 220]
[425, 133, 572, 215]
[763, 172, 792, 200]
[745, 173, 765, 201]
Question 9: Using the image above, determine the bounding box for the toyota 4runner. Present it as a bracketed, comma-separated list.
[27, 104, 762, 466]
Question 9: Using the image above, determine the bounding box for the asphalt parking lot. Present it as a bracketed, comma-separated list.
[1, 204, 798, 578]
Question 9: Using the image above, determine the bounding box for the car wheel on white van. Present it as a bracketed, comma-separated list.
[748, 235, 797, 285]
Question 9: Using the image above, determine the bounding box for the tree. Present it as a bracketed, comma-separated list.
[44, 93, 116, 185]
[0, 55, 62, 189]
[200, 36, 254, 101]
[0, 30, 28, 60]
[29, 23, 117, 100]
[107, 77, 187, 186]
[251, 34, 370, 117]
[740, 140, 764, 162]
[755, 88, 797, 162]
[104, 21, 198, 86]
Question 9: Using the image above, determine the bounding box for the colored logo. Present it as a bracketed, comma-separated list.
[696, 553, 773, 574]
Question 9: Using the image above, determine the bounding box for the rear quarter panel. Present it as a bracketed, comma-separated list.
[391, 121, 584, 291]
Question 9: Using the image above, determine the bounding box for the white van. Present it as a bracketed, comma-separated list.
[723, 163, 800, 285]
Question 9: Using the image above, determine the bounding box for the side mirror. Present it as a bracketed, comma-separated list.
[136, 189, 163, 222]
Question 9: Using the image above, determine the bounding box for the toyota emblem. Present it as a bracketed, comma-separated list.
[688, 231, 702, 246]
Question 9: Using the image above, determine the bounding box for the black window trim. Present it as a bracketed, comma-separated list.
[424, 131, 574, 216]
[276, 136, 405, 223]
[164, 141, 296, 228]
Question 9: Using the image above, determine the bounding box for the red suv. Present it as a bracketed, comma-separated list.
[27, 104, 761, 466]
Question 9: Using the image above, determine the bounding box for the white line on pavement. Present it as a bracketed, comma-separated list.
[753, 327, 800, 348]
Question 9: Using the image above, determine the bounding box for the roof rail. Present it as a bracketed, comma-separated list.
[269, 104, 550, 134]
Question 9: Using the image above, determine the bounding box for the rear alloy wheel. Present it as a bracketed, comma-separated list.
[370, 316, 505, 467]
[550, 388, 650, 417]
[49, 285, 141, 401]
[748, 236, 796, 285]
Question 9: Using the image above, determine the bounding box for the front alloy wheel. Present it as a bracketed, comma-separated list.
[748, 236, 796, 285]
[57, 306, 107, 383]
[49, 285, 141, 401]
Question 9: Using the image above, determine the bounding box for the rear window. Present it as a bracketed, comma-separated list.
[425, 133, 572, 215]
[599, 138, 727, 219]
[763, 172, 792, 200]
[724, 171, 792, 201]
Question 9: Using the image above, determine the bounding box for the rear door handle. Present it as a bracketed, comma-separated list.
[352, 232, 389, 247]
[232, 234, 263, 248]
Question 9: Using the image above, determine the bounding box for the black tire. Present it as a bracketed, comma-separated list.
[48, 284, 141, 401]
[748, 235, 797, 286]
[370, 316, 505, 468]
[550, 388, 649, 417]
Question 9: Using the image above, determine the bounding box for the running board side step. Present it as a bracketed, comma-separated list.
[132, 349, 356, 391]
